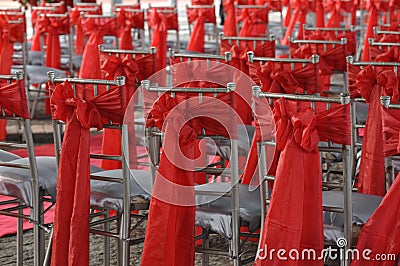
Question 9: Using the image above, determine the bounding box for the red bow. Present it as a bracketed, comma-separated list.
[50, 81, 125, 266]
[0, 79, 29, 118]
[147, 9, 168, 70]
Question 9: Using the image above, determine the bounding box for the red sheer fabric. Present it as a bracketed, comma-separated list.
[289, 42, 347, 92]
[351, 171, 400, 265]
[36, 15, 70, 69]
[141, 92, 237, 266]
[349, 65, 399, 196]
[170, 58, 252, 125]
[249, 60, 320, 94]
[116, 8, 145, 50]
[99, 52, 157, 169]
[370, 46, 400, 62]
[237, 7, 269, 37]
[79, 16, 117, 79]
[281, 0, 308, 45]
[220, 38, 275, 74]
[255, 98, 350, 266]
[223, 0, 238, 36]
[49, 81, 125, 266]
[69, 6, 102, 55]
[187, 8, 216, 52]
[147, 9, 168, 70]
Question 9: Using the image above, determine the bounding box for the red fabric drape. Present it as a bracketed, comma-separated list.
[147, 9, 168, 70]
[382, 105, 400, 158]
[50, 81, 125, 266]
[238, 7, 269, 37]
[79, 16, 117, 79]
[99, 52, 157, 169]
[361, 0, 378, 61]
[170, 59, 252, 125]
[0, 79, 29, 119]
[69, 6, 102, 55]
[250, 60, 320, 94]
[223, 0, 237, 36]
[351, 161, 400, 266]
[281, 0, 308, 45]
[315, 0, 324, 27]
[0, 16, 17, 75]
[255, 98, 351, 265]
[187, 9, 206, 52]
[141, 93, 237, 266]
[116, 8, 145, 50]
[349, 65, 399, 196]
[370, 46, 400, 62]
[289, 42, 346, 93]
[36, 15, 70, 69]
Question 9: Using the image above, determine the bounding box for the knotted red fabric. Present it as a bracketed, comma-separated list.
[250, 61, 320, 94]
[371, 46, 400, 62]
[350, 65, 399, 196]
[281, 0, 308, 45]
[141, 92, 237, 266]
[116, 8, 145, 50]
[352, 103, 400, 266]
[255, 98, 350, 265]
[362, 0, 378, 61]
[147, 9, 168, 70]
[99, 51, 157, 169]
[187, 9, 206, 52]
[36, 15, 70, 69]
[238, 7, 269, 37]
[223, 0, 237, 36]
[50, 81, 125, 266]
[79, 16, 117, 79]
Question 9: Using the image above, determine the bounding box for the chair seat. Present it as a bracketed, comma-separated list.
[0, 156, 58, 206]
[0, 150, 22, 162]
[195, 183, 261, 239]
[323, 190, 382, 243]
[90, 169, 152, 210]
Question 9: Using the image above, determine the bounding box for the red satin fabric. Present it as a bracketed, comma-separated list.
[192, 0, 213, 4]
[0, 16, 16, 75]
[49, 81, 125, 266]
[281, 0, 308, 45]
[187, 9, 206, 52]
[361, 1, 378, 61]
[99, 52, 157, 169]
[371, 46, 400, 62]
[116, 8, 145, 50]
[351, 174, 400, 266]
[223, 0, 238, 36]
[170, 58, 252, 125]
[147, 9, 168, 70]
[349, 65, 399, 196]
[303, 28, 357, 55]
[79, 16, 117, 79]
[255, 98, 338, 266]
[36, 15, 70, 69]
[250, 60, 320, 94]
[382, 106, 400, 157]
[0, 79, 29, 119]
[238, 7, 269, 37]
[141, 92, 237, 266]
[69, 6, 102, 55]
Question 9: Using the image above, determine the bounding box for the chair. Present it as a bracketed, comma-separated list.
[147, 5, 180, 53]
[186, 4, 219, 53]
[368, 38, 400, 62]
[288, 37, 349, 94]
[98, 44, 158, 169]
[115, 7, 146, 49]
[252, 88, 355, 265]
[47, 71, 152, 265]
[0, 71, 47, 266]
[140, 79, 258, 266]
[346, 56, 400, 196]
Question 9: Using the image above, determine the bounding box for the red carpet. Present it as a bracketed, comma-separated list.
[0, 133, 148, 237]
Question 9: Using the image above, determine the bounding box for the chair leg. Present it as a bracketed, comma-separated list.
[201, 228, 210, 266]
[103, 210, 111, 265]
[17, 201, 23, 266]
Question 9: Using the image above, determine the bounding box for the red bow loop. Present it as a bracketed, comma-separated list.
[270, 68, 304, 94]
[100, 53, 139, 88]
[377, 69, 399, 101]
[291, 108, 319, 152]
[355, 65, 377, 102]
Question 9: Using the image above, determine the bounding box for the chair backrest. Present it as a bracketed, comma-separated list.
[247, 51, 321, 94]
[373, 25, 400, 43]
[114, 7, 146, 48]
[81, 13, 119, 48]
[346, 55, 400, 195]
[219, 33, 276, 58]
[368, 38, 400, 61]
[252, 86, 354, 252]
[112, 3, 141, 11]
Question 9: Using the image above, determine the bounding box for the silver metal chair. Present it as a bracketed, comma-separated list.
[0, 71, 45, 266]
[48, 71, 152, 266]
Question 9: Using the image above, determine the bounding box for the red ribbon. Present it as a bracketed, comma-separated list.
[223, 0, 238, 36]
[50, 81, 125, 266]
[147, 9, 168, 70]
